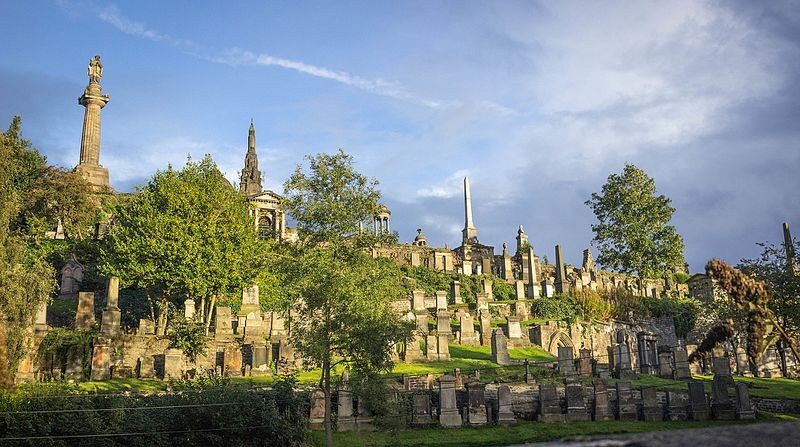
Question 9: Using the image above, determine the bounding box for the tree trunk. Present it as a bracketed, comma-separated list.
[323, 355, 333, 447]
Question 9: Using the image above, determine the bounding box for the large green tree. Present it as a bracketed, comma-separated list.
[99, 155, 265, 335]
[586, 164, 685, 278]
[281, 150, 411, 447]
[0, 116, 54, 388]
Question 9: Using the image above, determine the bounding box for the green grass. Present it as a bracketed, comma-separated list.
[315, 412, 798, 447]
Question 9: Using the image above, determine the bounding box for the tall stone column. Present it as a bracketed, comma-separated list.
[75, 55, 110, 190]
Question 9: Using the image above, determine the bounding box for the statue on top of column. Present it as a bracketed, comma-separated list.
[88, 55, 103, 84]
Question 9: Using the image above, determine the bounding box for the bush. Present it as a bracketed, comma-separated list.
[530, 295, 577, 323]
[166, 310, 209, 363]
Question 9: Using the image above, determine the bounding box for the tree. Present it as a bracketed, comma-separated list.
[0, 116, 54, 389]
[281, 150, 411, 447]
[99, 155, 265, 335]
[24, 167, 100, 240]
[586, 164, 685, 279]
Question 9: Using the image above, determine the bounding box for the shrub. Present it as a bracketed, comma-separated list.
[530, 295, 577, 323]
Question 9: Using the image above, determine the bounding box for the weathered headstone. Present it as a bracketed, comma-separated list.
[437, 311, 451, 333]
[252, 344, 271, 376]
[666, 390, 688, 421]
[515, 280, 525, 300]
[412, 393, 436, 426]
[616, 381, 638, 421]
[90, 341, 110, 381]
[593, 379, 612, 421]
[184, 298, 195, 321]
[164, 348, 184, 380]
[75, 292, 95, 330]
[438, 375, 462, 427]
[687, 381, 709, 421]
[309, 389, 326, 430]
[214, 306, 233, 340]
[491, 328, 510, 366]
[466, 382, 488, 425]
[58, 254, 84, 300]
[578, 348, 592, 377]
[554, 245, 570, 294]
[412, 289, 426, 311]
[34, 301, 48, 332]
[435, 290, 448, 310]
[538, 383, 565, 422]
[243, 312, 263, 340]
[734, 382, 756, 420]
[481, 278, 493, 300]
[138, 319, 155, 335]
[100, 277, 121, 336]
[337, 375, 357, 431]
[637, 332, 658, 374]
[712, 355, 735, 389]
[672, 345, 691, 379]
[557, 346, 577, 376]
[479, 310, 492, 345]
[405, 334, 425, 362]
[450, 280, 463, 304]
[565, 381, 589, 421]
[497, 385, 515, 425]
[541, 278, 554, 298]
[458, 314, 479, 346]
[711, 376, 735, 420]
[658, 352, 674, 378]
[223, 346, 242, 377]
[506, 316, 522, 341]
[415, 311, 429, 335]
[640, 386, 663, 421]
[138, 356, 155, 379]
[476, 292, 489, 311]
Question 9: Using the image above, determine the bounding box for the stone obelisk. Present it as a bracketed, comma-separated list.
[75, 55, 110, 190]
[463, 177, 478, 244]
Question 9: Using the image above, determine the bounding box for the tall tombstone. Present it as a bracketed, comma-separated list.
[506, 316, 522, 341]
[412, 289, 426, 311]
[437, 330, 451, 360]
[411, 393, 435, 426]
[538, 383, 565, 422]
[438, 375, 462, 427]
[666, 390, 688, 421]
[252, 344, 271, 376]
[672, 345, 691, 379]
[138, 356, 155, 379]
[243, 312, 263, 341]
[712, 355, 734, 388]
[90, 340, 111, 381]
[337, 375, 357, 431]
[214, 306, 233, 340]
[687, 381, 710, 421]
[34, 301, 48, 332]
[592, 379, 613, 421]
[735, 382, 756, 420]
[58, 254, 84, 300]
[640, 386, 663, 421]
[479, 310, 492, 346]
[437, 311, 451, 333]
[435, 291, 448, 310]
[565, 381, 590, 421]
[476, 292, 489, 311]
[636, 332, 658, 374]
[184, 298, 195, 321]
[615, 381, 638, 421]
[658, 352, 674, 378]
[541, 279, 554, 298]
[405, 334, 425, 362]
[496, 385, 516, 425]
[466, 382, 488, 426]
[557, 346, 577, 376]
[450, 280, 463, 304]
[711, 376, 735, 420]
[309, 389, 326, 430]
[481, 278, 493, 300]
[100, 277, 121, 336]
[578, 348, 592, 377]
[223, 345, 242, 377]
[163, 348, 184, 380]
[515, 280, 525, 300]
[615, 332, 636, 381]
[491, 328, 510, 366]
[527, 245, 541, 298]
[415, 311, 429, 335]
[554, 245, 570, 294]
[75, 292, 95, 330]
[459, 314, 479, 346]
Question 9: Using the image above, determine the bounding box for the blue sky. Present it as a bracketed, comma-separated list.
[2, 0, 799, 272]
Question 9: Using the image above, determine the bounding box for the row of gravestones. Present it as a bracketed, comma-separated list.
[556, 344, 692, 382]
[311, 374, 756, 431]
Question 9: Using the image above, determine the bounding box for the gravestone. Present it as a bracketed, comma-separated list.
[476, 292, 489, 311]
[64, 347, 83, 380]
[538, 383, 565, 422]
[356, 395, 375, 431]
[557, 346, 577, 376]
[405, 334, 425, 362]
[497, 385, 516, 425]
[466, 382, 488, 426]
[595, 363, 611, 379]
[34, 301, 48, 332]
[541, 278, 554, 298]
[565, 381, 590, 421]
[337, 376, 357, 431]
[637, 332, 658, 374]
[687, 381, 710, 421]
[506, 316, 522, 341]
[735, 382, 756, 420]
[437, 311, 451, 333]
[712, 355, 735, 389]
[164, 348, 184, 380]
[90, 342, 110, 381]
[450, 280, 463, 305]
[309, 389, 326, 430]
[243, 312, 263, 341]
[491, 329, 510, 366]
[100, 277, 121, 336]
[138, 356, 155, 379]
[479, 311, 492, 345]
[672, 345, 691, 379]
[252, 344, 271, 376]
[415, 311, 429, 335]
[615, 335, 636, 381]
[58, 254, 84, 300]
[658, 352, 674, 378]
[578, 348, 592, 377]
[214, 306, 234, 340]
[481, 278, 493, 300]
[616, 381, 638, 421]
[223, 346, 242, 377]
[711, 376, 735, 420]
[666, 390, 688, 421]
[412, 393, 436, 426]
[593, 379, 612, 421]
[75, 292, 95, 330]
[138, 319, 155, 335]
[515, 280, 525, 300]
[458, 314, 479, 345]
[184, 298, 195, 320]
[554, 245, 570, 294]
[438, 375, 462, 427]
[412, 289, 426, 311]
[640, 386, 663, 421]
[436, 291, 448, 310]
[524, 359, 535, 383]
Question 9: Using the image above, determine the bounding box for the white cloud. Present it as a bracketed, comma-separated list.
[415, 170, 470, 199]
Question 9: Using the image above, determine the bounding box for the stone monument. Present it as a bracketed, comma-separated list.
[75, 55, 111, 190]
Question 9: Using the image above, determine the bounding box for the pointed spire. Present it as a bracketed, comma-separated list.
[462, 177, 478, 244]
[784, 222, 798, 274]
[240, 120, 262, 195]
[247, 120, 256, 152]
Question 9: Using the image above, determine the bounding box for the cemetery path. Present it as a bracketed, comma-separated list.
[509, 421, 800, 447]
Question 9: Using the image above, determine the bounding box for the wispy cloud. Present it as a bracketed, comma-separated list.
[416, 170, 470, 199]
[95, 4, 443, 108]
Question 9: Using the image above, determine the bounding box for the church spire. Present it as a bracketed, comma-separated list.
[462, 176, 478, 244]
[239, 120, 262, 196]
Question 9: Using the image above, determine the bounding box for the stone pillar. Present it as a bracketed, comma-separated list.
[479, 310, 492, 346]
[412, 289, 426, 311]
[593, 379, 612, 421]
[100, 277, 121, 336]
[438, 375, 462, 427]
[75, 55, 110, 190]
[309, 389, 326, 430]
[554, 244, 570, 294]
[481, 278, 493, 300]
[435, 291, 448, 310]
[527, 246, 541, 298]
[184, 298, 195, 321]
[337, 376, 357, 431]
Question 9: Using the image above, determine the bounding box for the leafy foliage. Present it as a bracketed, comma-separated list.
[23, 167, 100, 240]
[166, 311, 209, 363]
[586, 164, 685, 278]
[530, 295, 578, 323]
[398, 264, 514, 303]
[35, 327, 95, 380]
